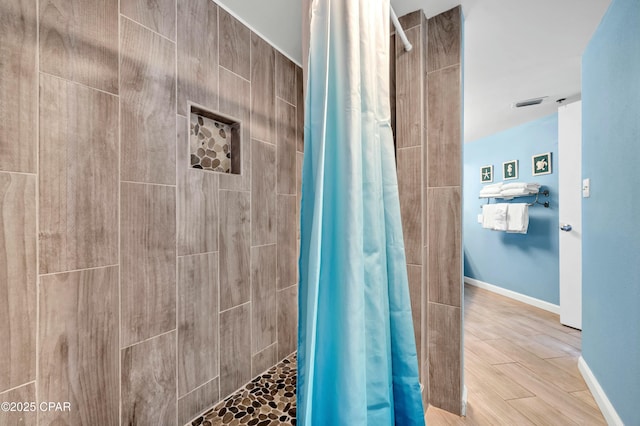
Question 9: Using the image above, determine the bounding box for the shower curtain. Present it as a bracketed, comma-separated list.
[297, 0, 425, 425]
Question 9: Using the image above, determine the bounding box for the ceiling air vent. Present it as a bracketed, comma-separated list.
[514, 97, 546, 108]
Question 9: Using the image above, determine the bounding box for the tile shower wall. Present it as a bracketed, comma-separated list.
[0, 1, 301, 424]
[426, 7, 463, 415]
[393, 7, 464, 416]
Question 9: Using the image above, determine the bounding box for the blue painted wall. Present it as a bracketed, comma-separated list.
[582, 0, 640, 422]
[463, 114, 559, 304]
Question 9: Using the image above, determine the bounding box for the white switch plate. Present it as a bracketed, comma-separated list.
[583, 178, 591, 198]
[477, 213, 483, 224]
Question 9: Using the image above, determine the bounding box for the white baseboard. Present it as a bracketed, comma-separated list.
[578, 356, 623, 426]
[461, 385, 468, 416]
[464, 277, 560, 315]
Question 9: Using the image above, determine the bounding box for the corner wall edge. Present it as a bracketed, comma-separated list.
[578, 356, 624, 426]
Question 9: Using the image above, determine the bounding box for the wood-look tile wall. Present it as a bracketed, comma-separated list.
[39, 267, 120, 425]
[0, 0, 301, 424]
[0, 173, 36, 393]
[39, 74, 119, 275]
[393, 6, 463, 416]
[0, 0, 37, 174]
[426, 6, 463, 415]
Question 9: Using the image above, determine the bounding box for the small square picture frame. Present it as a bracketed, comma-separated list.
[480, 165, 493, 183]
[503, 160, 519, 180]
[532, 152, 552, 176]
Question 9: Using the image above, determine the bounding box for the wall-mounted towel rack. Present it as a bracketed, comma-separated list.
[480, 188, 550, 208]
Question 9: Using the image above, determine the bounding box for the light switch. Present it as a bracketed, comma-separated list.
[583, 178, 590, 198]
[477, 213, 483, 224]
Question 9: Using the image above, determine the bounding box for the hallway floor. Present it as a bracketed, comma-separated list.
[188, 284, 606, 425]
[426, 284, 606, 425]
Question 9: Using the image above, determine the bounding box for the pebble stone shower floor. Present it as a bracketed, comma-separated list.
[189, 354, 297, 426]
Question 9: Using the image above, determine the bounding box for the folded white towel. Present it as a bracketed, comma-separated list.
[493, 204, 508, 231]
[480, 184, 503, 198]
[507, 203, 529, 234]
[482, 182, 541, 199]
[481, 182, 503, 192]
[501, 187, 539, 197]
[502, 182, 540, 190]
[481, 204, 498, 229]
[501, 182, 527, 190]
[479, 191, 503, 198]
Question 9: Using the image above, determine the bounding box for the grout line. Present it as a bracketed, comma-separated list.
[275, 191, 296, 198]
[218, 188, 251, 194]
[38, 263, 119, 278]
[250, 242, 276, 250]
[219, 64, 250, 84]
[0, 381, 37, 397]
[120, 180, 176, 188]
[426, 62, 461, 75]
[295, 69, 299, 164]
[216, 5, 223, 404]
[419, 20, 426, 368]
[248, 25, 255, 379]
[249, 247, 254, 357]
[396, 145, 422, 151]
[177, 250, 220, 259]
[117, 0, 123, 423]
[276, 96, 296, 108]
[256, 341, 278, 355]
[35, 0, 41, 420]
[175, 2, 179, 423]
[427, 300, 462, 309]
[119, 14, 176, 45]
[0, 170, 37, 177]
[120, 328, 177, 351]
[275, 95, 279, 361]
[214, 4, 220, 114]
[38, 70, 118, 98]
[174, 5, 180, 413]
[178, 375, 219, 402]
[251, 342, 278, 376]
[279, 282, 298, 292]
[175, 201, 179, 422]
[218, 300, 251, 316]
[252, 136, 276, 146]
[174, 108, 179, 424]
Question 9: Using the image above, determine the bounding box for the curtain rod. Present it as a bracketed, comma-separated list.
[390, 6, 413, 52]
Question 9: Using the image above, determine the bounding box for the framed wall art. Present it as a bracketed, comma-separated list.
[532, 152, 552, 176]
[503, 160, 518, 180]
[481, 165, 493, 183]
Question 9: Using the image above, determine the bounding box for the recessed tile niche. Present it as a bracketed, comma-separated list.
[189, 105, 241, 174]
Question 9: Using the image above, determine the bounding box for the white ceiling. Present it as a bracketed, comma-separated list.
[217, 0, 611, 142]
[215, 0, 302, 64]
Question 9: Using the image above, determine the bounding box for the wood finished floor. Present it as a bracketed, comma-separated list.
[425, 285, 606, 425]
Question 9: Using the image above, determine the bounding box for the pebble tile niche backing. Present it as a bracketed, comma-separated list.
[190, 112, 234, 173]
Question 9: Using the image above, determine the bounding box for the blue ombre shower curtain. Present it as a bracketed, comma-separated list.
[297, 0, 425, 424]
